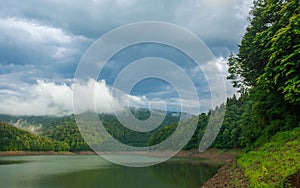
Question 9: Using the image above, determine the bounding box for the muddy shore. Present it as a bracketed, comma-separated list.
[0, 149, 235, 162]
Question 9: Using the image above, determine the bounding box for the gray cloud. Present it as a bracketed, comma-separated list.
[0, 0, 251, 51]
[0, 0, 251, 115]
[0, 17, 91, 66]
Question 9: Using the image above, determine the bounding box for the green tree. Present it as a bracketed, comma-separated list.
[227, 0, 300, 148]
[258, 0, 300, 105]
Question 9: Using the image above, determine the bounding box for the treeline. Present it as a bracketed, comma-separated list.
[149, 88, 299, 150]
[41, 116, 91, 151]
[0, 109, 182, 151]
[148, 96, 243, 149]
[100, 110, 181, 147]
[0, 122, 69, 151]
[0, 115, 92, 151]
[0, 117, 92, 152]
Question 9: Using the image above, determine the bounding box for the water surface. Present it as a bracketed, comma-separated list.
[0, 155, 220, 188]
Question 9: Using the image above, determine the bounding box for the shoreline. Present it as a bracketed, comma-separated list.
[0, 149, 236, 167]
[0, 149, 236, 162]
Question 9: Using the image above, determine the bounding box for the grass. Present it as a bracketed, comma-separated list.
[237, 126, 300, 187]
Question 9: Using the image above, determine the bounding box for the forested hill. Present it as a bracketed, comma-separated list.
[0, 108, 184, 151]
[0, 122, 65, 151]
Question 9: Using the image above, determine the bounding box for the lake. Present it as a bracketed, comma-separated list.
[0, 155, 220, 188]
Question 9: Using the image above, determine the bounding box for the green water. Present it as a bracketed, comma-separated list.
[0, 155, 220, 188]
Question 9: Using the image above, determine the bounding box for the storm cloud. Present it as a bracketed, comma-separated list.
[0, 0, 252, 115]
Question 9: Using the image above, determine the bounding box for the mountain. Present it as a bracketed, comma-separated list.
[0, 108, 188, 150]
[0, 122, 61, 151]
[0, 114, 61, 134]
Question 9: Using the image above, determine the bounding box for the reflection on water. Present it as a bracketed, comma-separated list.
[0, 160, 30, 165]
[0, 155, 220, 188]
[149, 159, 221, 187]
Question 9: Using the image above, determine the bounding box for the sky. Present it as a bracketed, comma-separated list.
[0, 0, 252, 116]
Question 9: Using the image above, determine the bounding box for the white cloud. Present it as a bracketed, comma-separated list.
[0, 77, 213, 115]
[0, 79, 124, 116]
[53, 47, 75, 59]
[0, 80, 72, 116]
[73, 79, 124, 114]
[235, 0, 252, 20]
[191, 56, 238, 101]
[0, 17, 72, 44]
[214, 57, 239, 98]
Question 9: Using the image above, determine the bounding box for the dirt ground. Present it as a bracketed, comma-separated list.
[200, 159, 249, 188]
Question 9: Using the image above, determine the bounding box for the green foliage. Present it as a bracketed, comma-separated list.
[258, 0, 300, 105]
[100, 110, 181, 147]
[238, 127, 300, 187]
[0, 109, 182, 151]
[225, 1, 300, 186]
[230, 0, 284, 88]
[228, 0, 300, 105]
[147, 91, 295, 151]
[41, 116, 90, 151]
[227, 53, 243, 90]
[148, 113, 209, 150]
[148, 123, 177, 146]
[212, 95, 243, 148]
[0, 122, 55, 151]
[227, 0, 300, 148]
[184, 113, 208, 150]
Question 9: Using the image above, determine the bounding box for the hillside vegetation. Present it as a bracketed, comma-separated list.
[238, 127, 300, 187]
[0, 122, 68, 151]
[0, 109, 182, 151]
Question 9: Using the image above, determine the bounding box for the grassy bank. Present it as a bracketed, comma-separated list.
[201, 127, 300, 187]
[237, 127, 300, 187]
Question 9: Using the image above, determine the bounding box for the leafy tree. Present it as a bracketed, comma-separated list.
[0, 122, 55, 151]
[227, 0, 300, 148]
[257, 0, 300, 105]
